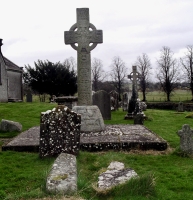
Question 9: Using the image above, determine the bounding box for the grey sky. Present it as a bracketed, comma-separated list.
[1, 0, 193, 81]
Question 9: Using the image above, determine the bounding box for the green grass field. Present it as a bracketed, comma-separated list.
[0, 102, 193, 199]
[139, 89, 192, 102]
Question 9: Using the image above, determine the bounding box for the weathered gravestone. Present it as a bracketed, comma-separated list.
[139, 101, 147, 111]
[92, 90, 111, 120]
[26, 91, 32, 102]
[72, 105, 105, 132]
[125, 66, 141, 119]
[55, 96, 78, 109]
[64, 8, 105, 132]
[133, 100, 144, 125]
[122, 92, 130, 111]
[177, 124, 193, 154]
[39, 105, 81, 157]
[177, 102, 184, 112]
[109, 90, 119, 111]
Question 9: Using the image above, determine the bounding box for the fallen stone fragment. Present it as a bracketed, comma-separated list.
[98, 161, 138, 189]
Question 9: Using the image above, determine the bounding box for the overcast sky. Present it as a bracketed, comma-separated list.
[1, 0, 193, 80]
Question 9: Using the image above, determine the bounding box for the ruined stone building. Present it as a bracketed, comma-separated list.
[0, 39, 23, 102]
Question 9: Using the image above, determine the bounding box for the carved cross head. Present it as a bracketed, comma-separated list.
[64, 8, 103, 53]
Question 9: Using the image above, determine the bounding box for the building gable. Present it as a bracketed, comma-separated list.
[0, 39, 23, 102]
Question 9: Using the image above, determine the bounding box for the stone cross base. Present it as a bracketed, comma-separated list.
[72, 105, 105, 132]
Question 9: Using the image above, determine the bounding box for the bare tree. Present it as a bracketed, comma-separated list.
[135, 53, 152, 101]
[180, 45, 193, 100]
[63, 57, 77, 72]
[156, 46, 180, 101]
[110, 56, 128, 101]
[91, 58, 107, 91]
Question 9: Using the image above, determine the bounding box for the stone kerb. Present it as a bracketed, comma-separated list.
[177, 124, 193, 154]
[40, 105, 81, 157]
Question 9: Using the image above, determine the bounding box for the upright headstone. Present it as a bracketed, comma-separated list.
[177, 102, 184, 112]
[122, 92, 130, 111]
[26, 91, 32, 102]
[133, 99, 144, 125]
[72, 105, 105, 132]
[109, 90, 119, 111]
[177, 124, 193, 154]
[64, 8, 103, 106]
[92, 90, 111, 120]
[39, 105, 81, 157]
[55, 96, 78, 109]
[64, 8, 105, 132]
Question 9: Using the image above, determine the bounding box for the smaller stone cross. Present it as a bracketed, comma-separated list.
[128, 66, 141, 100]
[177, 124, 193, 154]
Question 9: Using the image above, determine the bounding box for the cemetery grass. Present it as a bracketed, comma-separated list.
[0, 103, 193, 199]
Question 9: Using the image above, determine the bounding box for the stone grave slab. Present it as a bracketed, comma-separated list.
[2, 125, 167, 152]
[46, 153, 77, 194]
[2, 126, 40, 152]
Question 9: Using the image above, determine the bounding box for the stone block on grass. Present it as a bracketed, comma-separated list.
[0, 119, 22, 132]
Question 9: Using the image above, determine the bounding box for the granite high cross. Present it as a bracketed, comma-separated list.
[64, 8, 103, 105]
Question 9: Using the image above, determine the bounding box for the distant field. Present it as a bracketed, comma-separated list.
[139, 89, 192, 102]
[23, 89, 192, 103]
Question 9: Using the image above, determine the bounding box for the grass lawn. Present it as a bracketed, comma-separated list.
[0, 102, 193, 199]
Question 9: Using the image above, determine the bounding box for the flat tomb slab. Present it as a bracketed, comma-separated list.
[80, 125, 167, 151]
[2, 125, 167, 152]
[2, 126, 40, 152]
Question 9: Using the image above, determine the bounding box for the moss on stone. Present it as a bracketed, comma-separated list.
[52, 174, 68, 181]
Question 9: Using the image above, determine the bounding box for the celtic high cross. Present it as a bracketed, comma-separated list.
[64, 8, 103, 105]
[128, 66, 141, 99]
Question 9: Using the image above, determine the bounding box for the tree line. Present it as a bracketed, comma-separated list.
[23, 45, 193, 102]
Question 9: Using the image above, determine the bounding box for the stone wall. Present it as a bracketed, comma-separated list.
[7, 70, 22, 100]
[0, 56, 8, 102]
